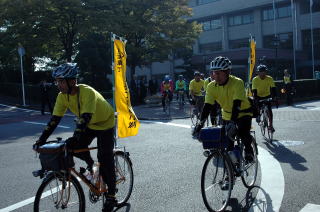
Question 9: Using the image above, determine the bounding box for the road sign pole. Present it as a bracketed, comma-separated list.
[18, 46, 26, 106]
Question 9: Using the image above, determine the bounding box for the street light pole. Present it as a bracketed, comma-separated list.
[273, 35, 280, 80]
[18, 45, 26, 106]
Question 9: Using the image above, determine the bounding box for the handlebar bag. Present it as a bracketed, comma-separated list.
[38, 142, 74, 171]
[199, 126, 228, 149]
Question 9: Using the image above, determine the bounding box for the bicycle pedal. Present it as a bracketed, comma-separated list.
[79, 167, 86, 174]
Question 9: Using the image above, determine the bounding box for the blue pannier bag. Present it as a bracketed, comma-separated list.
[38, 142, 74, 171]
[199, 126, 228, 149]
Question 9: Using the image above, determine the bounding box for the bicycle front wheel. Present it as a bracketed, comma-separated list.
[34, 172, 85, 212]
[114, 151, 134, 206]
[201, 151, 232, 212]
[241, 137, 259, 188]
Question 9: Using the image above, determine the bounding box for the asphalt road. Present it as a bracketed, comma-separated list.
[0, 100, 319, 212]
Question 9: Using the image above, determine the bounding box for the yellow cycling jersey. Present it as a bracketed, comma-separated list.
[205, 75, 252, 121]
[252, 75, 275, 97]
[163, 83, 171, 91]
[284, 76, 291, 84]
[189, 79, 204, 96]
[204, 77, 213, 91]
[53, 84, 115, 130]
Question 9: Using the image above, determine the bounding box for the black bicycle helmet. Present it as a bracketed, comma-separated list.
[210, 56, 232, 71]
[52, 63, 79, 79]
[257, 64, 268, 72]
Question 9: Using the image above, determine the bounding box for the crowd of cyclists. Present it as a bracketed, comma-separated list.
[31, 55, 293, 212]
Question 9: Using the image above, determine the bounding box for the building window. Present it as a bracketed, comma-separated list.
[300, 0, 320, 14]
[262, 5, 291, 21]
[263, 33, 293, 49]
[228, 12, 253, 26]
[302, 29, 320, 59]
[197, 0, 219, 5]
[229, 38, 248, 49]
[199, 17, 222, 31]
[199, 42, 222, 53]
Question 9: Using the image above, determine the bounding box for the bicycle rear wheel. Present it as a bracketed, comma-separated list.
[201, 151, 232, 212]
[114, 151, 134, 206]
[190, 106, 197, 126]
[241, 137, 259, 188]
[34, 172, 85, 212]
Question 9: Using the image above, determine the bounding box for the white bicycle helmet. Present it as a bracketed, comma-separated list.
[210, 56, 232, 71]
[52, 63, 79, 79]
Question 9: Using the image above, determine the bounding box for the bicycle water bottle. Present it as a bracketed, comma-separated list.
[233, 145, 241, 162]
[92, 162, 107, 192]
[228, 151, 238, 164]
[92, 162, 100, 185]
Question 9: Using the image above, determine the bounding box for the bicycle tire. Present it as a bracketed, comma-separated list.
[201, 151, 232, 212]
[190, 106, 197, 126]
[264, 110, 273, 142]
[259, 113, 266, 138]
[241, 137, 259, 188]
[114, 151, 134, 206]
[34, 172, 85, 212]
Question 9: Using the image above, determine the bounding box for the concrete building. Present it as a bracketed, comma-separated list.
[130, 0, 319, 93]
[189, 0, 320, 80]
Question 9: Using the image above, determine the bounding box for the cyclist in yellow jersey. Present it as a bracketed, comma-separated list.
[175, 74, 186, 103]
[193, 56, 254, 162]
[33, 63, 117, 212]
[204, 72, 220, 125]
[252, 65, 276, 132]
[283, 69, 294, 106]
[189, 71, 205, 114]
[161, 75, 174, 112]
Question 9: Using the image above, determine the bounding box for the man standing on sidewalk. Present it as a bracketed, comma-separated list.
[39, 79, 53, 115]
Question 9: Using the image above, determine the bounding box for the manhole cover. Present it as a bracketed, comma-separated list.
[273, 140, 304, 147]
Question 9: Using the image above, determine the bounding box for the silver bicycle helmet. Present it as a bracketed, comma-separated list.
[257, 64, 268, 72]
[210, 56, 232, 71]
[52, 63, 79, 79]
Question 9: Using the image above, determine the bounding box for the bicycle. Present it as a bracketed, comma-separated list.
[199, 127, 258, 212]
[190, 96, 204, 126]
[177, 89, 185, 110]
[33, 138, 134, 212]
[257, 98, 274, 142]
[163, 91, 171, 116]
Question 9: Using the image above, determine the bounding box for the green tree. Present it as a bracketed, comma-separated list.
[75, 33, 112, 91]
[105, 0, 202, 79]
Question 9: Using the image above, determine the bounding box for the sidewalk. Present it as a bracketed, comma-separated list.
[0, 95, 191, 120]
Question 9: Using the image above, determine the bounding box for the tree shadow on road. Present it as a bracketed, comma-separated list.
[264, 139, 308, 171]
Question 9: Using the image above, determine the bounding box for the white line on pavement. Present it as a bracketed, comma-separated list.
[143, 120, 285, 212]
[141, 120, 191, 129]
[299, 203, 320, 212]
[249, 147, 285, 212]
[24, 121, 70, 129]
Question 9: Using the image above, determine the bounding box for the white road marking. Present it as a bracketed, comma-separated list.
[141, 120, 191, 129]
[0, 120, 285, 212]
[300, 203, 320, 212]
[24, 121, 70, 129]
[249, 147, 285, 212]
[142, 121, 285, 212]
[310, 107, 320, 110]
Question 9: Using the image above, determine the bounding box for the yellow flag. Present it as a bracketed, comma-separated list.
[114, 39, 140, 138]
[249, 38, 256, 81]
